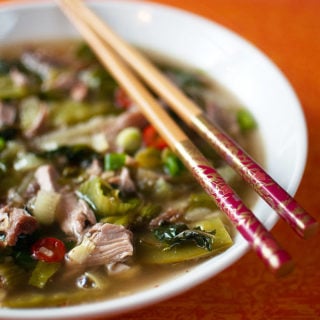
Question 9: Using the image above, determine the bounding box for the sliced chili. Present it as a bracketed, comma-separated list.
[31, 237, 66, 263]
[142, 125, 168, 150]
[114, 87, 132, 109]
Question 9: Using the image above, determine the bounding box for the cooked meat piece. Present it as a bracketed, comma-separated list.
[33, 108, 146, 153]
[103, 107, 147, 143]
[149, 207, 183, 228]
[71, 81, 88, 101]
[6, 173, 39, 206]
[209, 105, 240, 138]
[205, 101, 218, 123]
[23, 180, 40, 200]
[108, 167, 136, 196]
[10, 68, 29, 87]
[86, 158, 103, 177]
[21, 50, 65, 78]
[66, 223, 133, 266]
[57, 192, 96, 241]
[34, 164, 59, 192]
[34, 165, 96, 240]
[114, 106, 147, 130]
[0, 206, 38, 247]
[0, 102, 16, 127]
[48, 71, 77, 91]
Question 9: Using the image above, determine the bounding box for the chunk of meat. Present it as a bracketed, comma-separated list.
[71, 81, 88, 101]
[47, 71, 77, 92]
[21, 50, 83, 97]
[207, 104, 241, 138]
[149, 207, 183, 228]
[114, 106, 147, 130]
[34, 165, 96, 240]
[34, 164, 59, 192]
[57, 192, 96, 241]
[21, 50, 65, 78]
[0, 102, 16, 127]
[86, 158, 103, 177]
[0, 206, 38, 247]
[10, 68, 29, 87]
[108, 167, 136, 196]
[103, 107, 147, 146]
[66, 223, 133, 266]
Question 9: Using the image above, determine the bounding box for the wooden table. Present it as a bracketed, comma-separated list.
[2, 1, 319, 319]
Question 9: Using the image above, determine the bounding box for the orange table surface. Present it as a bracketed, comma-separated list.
[114, 1, 320, 319]
[1, 1, 320, 319]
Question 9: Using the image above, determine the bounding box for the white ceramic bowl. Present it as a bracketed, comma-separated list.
[0, 1, 307, 319]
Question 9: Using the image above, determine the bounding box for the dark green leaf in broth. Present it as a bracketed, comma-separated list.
[153, 223, 215, 251]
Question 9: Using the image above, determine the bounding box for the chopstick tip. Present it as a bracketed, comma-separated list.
[302, 220, 318, 239]
[265, 248, 294, 277]
[274, 260, 294, 277]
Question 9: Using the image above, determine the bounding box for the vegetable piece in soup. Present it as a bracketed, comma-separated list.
[0, 40, 261, 308]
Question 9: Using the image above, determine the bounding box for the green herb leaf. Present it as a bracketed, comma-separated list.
[153, 223, 215, 251]
[37, 145, 101, 166]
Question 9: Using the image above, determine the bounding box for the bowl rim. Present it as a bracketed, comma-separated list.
[0, 0, 308, 319]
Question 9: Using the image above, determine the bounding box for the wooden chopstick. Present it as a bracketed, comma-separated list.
[58, 0, 295, 275]
[62, 0, 318, 240]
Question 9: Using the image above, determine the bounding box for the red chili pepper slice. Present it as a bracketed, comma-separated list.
[31, 237, 66, 263]
[114, 87, 132, 109]
[142, 125, 168, 150]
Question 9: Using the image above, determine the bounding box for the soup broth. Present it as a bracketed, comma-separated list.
[0, 40, 262, 307]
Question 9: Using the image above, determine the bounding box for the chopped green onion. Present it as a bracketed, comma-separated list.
[135, 147, 162, 169]
[115, 127, 142, 154]
[237, 109, 256, 132]
[162, 149, 184, 176]
[104, 153, 126, 171]
[29, 261, 61, 289]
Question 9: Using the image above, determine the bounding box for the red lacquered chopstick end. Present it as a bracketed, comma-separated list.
[300, 218, 318, 239]
[272, 251, 294, 277]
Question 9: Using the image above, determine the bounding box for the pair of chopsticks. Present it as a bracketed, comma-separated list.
[58, 0, 318, 276]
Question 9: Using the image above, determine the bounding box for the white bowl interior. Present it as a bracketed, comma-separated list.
[0, 1, 307, 319]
